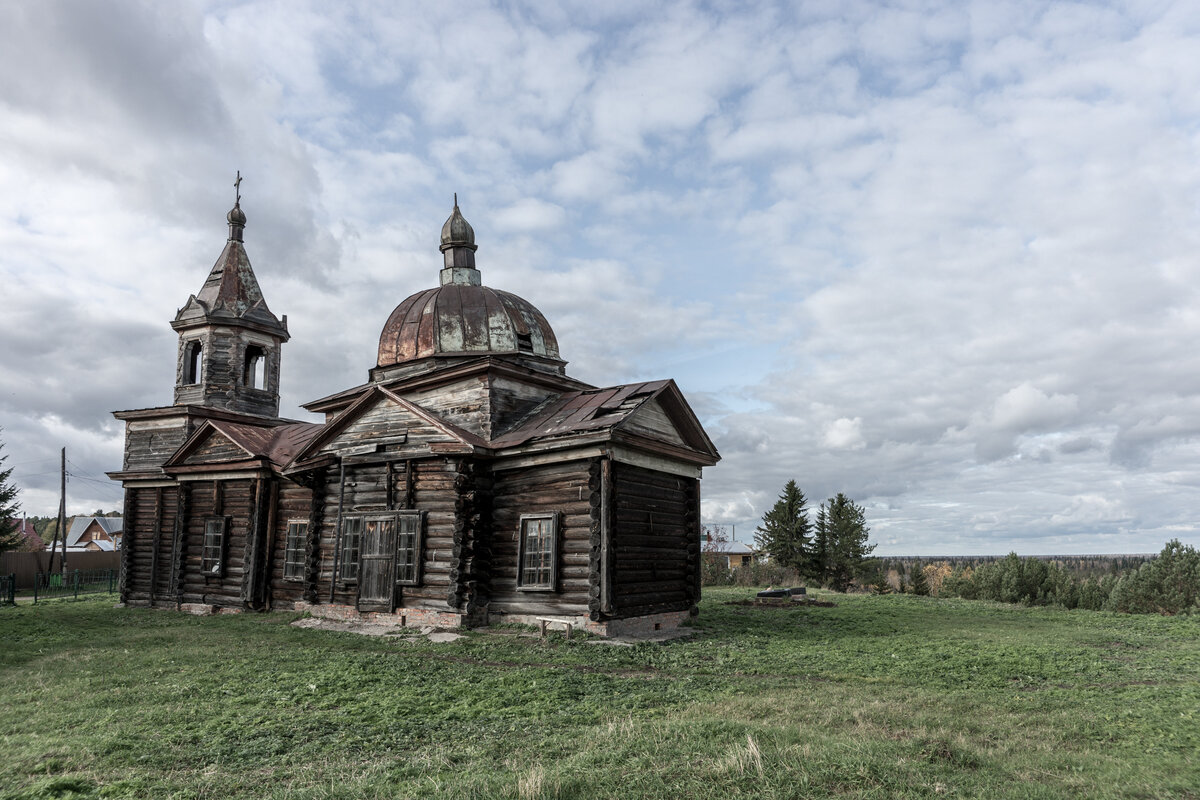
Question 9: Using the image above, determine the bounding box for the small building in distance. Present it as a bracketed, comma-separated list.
[65, 516, 123, 552]
[109, 196, 719, 636]
[703, 538, 758, 569]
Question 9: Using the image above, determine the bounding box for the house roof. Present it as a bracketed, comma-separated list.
[5, 519, 44, 550]
[66, 516, 123, 547]
[705, 540, 756, 555]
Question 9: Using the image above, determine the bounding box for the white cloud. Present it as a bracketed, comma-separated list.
[3, 1, 1200, 554]
[824, 417, 866, 450]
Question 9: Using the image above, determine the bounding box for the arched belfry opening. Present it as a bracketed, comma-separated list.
[171, 194, 289, 415]
[184, 341, 203, 385]
[244, 345, 266, 390]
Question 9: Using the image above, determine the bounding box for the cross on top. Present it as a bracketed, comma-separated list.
[234, 171, 242, 205]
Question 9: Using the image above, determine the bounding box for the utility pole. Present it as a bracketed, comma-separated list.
[45, 448, 68, 577]
[57, 447, 67, 576]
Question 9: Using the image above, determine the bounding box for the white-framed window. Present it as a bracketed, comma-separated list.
[339, 516, 363, 584]
[517, 513, 558, 591]
[395, 511, 422, 585]
[283, 520, 307, 581]
[202, 516, 227, 576]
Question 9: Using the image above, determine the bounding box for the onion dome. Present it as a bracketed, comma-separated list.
[376, 200, 560, 367]
[225, 203, 247, 244]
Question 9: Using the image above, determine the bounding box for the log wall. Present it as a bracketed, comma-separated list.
[122, 485, 180, 605]
[489, 458, 595, 617]
[267, 479, 315, 606]
[311, 458, 458, 611]
[609, 462, 700, 619]
[177, 479, 256, 607]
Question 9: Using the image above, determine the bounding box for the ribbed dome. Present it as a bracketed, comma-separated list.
[440, 197, 476, 252]
[377, 199, 560, 368]
[376, 284, 560, 366]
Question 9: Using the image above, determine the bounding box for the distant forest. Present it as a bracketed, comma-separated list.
[879, 554, 1153, 583]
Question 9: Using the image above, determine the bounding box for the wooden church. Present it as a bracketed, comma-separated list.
[109, 194, 720, 635]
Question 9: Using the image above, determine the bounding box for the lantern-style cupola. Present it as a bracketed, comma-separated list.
[439, 194, 481, 286]
[170, 187, 289, 417]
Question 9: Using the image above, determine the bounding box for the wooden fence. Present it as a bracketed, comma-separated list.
[0, 551, 121, 589]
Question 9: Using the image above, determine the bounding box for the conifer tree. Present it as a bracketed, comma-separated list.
[0, 434, 22, 553]
[754, 480, 811, 574]
[810, 503, 829, 585]
[909, 563, 930, 596]
[822, 493, 875, 592]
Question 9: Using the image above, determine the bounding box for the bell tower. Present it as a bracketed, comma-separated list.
[171, 190, 289, 417]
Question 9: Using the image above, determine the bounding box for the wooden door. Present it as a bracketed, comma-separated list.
[357, 516, 396, 612]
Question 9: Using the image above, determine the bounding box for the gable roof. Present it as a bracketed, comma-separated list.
[66, 516, 124, 547]
[164, 420, 324, 473]
[288, 385, 488, 468]
[705, 540, 756, 555]
[490, 379, 719, 462]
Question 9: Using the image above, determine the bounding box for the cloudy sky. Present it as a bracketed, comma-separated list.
[3, 0, 1200, 555]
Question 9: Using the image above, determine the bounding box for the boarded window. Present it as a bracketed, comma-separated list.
[517, 514, 557, 590]
[395, 511, 422, 585]
[283, 520, 307, 581]
[202, 517, 227, 576]
[339, 516, 362, 583]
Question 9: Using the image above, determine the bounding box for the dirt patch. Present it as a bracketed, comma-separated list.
[291, 617, 463, 642]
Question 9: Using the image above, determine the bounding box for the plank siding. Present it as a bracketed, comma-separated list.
[622, 399, 687, 448]
[124, 421, 190, 472]
[181, 433, 248, 465]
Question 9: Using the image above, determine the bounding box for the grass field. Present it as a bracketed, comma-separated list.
[1, 590, 1197, 799]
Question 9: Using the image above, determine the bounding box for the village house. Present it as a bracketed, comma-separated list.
[109, 195, 719, 635]
[65, 515, 123, 553]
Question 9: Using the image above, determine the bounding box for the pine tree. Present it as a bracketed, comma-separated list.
[754, 480, 811, 574]
[810, 503, 829, 585]
[909, 564, 930, 596]
[822, 493, 875, 592]
[0, 433, 22, 553]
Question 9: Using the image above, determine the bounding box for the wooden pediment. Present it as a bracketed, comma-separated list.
[291, 386, 486, 466]
[615, 381, 719, 463]
[163, 420, 268, 471]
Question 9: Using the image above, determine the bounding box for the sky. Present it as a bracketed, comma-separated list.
[3, 0, 1200, 555]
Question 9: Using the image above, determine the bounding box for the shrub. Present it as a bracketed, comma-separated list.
[731, 560, 800, 588]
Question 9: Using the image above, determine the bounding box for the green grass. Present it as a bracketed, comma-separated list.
[1, 590, 1197, 799]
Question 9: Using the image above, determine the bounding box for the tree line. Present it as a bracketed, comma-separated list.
[885, 541, 1200, 615]
[751, 480, 876, 591]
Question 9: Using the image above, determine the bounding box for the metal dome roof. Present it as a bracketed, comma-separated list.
[376, 283, 560, 366]
[376, 200, 560, 367]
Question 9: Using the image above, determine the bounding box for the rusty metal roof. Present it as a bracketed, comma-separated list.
[376, 284, 559, 367]
[172, 203, 287, 335]
[199, 420, 324, 470]
[490, 380, 671, 447]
